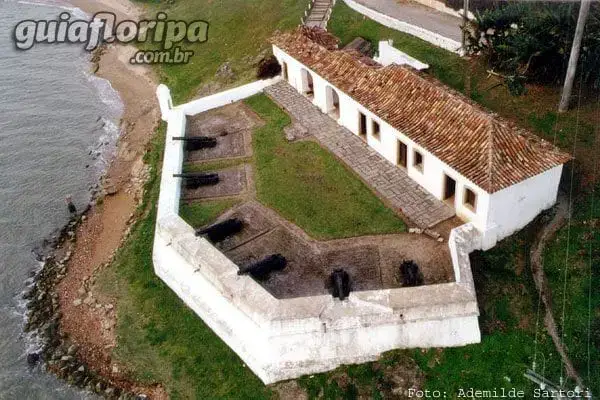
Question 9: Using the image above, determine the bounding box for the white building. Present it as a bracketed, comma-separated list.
[272, 27, 571, 249]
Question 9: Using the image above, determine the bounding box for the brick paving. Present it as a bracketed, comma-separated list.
[264, 82, 454, 228]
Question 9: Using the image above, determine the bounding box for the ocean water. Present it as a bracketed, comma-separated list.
[0, 1, 122, 398]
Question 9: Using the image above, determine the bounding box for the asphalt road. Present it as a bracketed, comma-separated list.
[353, 0, 463, 42]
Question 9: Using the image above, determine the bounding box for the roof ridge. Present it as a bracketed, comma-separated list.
[271, 28, 572, 193]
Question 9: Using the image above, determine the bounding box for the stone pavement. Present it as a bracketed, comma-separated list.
[264, 82, 454, 228]
[305, 0, 333, 28]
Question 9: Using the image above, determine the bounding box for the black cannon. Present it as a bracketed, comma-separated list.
[329, 269, 351, 300]
[173, 172, 220, 189]
[173, 136, 217, 151]
[238, 254, 287, 280]
[400, 260, 423, 287]
[195, 218, 243, 243]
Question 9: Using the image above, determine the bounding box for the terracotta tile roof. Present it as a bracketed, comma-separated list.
[271, 28, 571, 193]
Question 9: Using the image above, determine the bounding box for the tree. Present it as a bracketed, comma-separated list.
[558, 0, 592, 112]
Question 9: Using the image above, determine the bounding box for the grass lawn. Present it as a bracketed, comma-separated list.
[179, 198, 241, 228]
[328, 1, 597, 154]
[291, 224, 565, 399]
[91, 1, 598, 397]
[138, 0, 305, 102]
[245, 94, 406, 239]
[542, 189, 600, 394]
[96, 126, 272, 399]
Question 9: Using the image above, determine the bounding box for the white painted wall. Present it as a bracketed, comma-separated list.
[181, 77, 282, 116]
[375, 40, 429, 70]
[153, 82, 481, 384]
[274, 46, 565, 248]
[481, 165, 563, 249]
[341, 0, 462, 54]
[275, 47, 490, 231]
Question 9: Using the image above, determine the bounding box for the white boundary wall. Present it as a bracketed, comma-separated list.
[341, 0, 463, 54]
[374, 40, 429, 70]
[153, 82, 481, 384]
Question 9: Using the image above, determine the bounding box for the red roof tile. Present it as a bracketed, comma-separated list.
[271, 28, 571, 193]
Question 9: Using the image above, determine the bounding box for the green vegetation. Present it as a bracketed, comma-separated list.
[328, 1, 596, 152]
[543, 188, 600, 394]
[183, 157, 251, 173]
[292, 225, 565, 398]
[466, 3, 600, 88]
[93, 1, 598, 397]
[328, 1, 466, 91]
[141, 0, 305, 102]
[179, 198, 241, 228]
[246, 94, 406, 239]
[96, 125, 271, 399]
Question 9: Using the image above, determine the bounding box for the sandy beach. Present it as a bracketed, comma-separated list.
[52, 0, 165, 396]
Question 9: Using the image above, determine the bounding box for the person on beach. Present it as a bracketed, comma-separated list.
[65, 195, 77, 215]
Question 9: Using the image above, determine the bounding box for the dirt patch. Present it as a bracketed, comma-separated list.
[182, 165, 248, 200]
[205, 201, 453, 298]
[185, 103, 260, 161]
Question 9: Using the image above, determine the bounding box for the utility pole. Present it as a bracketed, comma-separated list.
[558, 0, 591, 112]
[461, 0, 470, 53]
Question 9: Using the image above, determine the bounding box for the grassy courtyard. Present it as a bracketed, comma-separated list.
[91, 0, 598, 397]
[246, 94, 406, 239]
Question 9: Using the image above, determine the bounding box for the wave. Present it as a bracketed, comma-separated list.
[15, 0, 88, 19]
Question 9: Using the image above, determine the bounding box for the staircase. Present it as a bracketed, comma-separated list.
[302, 0, 334, 29]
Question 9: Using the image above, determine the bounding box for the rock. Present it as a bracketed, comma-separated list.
[215, 62, 235, 82]
[77, 287, 86, 296]
[77, 365, 85, 373]
[423, 229, 441, 240]
[408, 227, 423, 234]
[437, 237, 444, 243]
[67, 344, 78, 356]
[83, 296, 95, 306]
[26, 352, 40, 366]
[72, 299, 82, 306]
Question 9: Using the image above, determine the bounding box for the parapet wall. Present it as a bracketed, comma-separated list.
[153, 81, 481, 384]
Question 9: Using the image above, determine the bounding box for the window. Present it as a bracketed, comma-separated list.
[464, 187, 477, 212]
[358, 112, 367, 138]
[371, 120, 381, 140]
[397, 140, 407, 168]
[413, 149, 424, 172]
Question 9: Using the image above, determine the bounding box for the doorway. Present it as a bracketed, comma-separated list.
[443, 174, 456, 204]
[300, 68, 314, 99]
[325, 86, 340, 119]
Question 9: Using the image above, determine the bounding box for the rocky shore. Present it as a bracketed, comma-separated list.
[21, 0, 162, 397]
[23, 211, 147, 399]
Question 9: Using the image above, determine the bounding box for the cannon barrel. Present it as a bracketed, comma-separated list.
[172, 136, 217, 150]
[238, 254, 287, 280]
[173, 172, 219, 188]
[195, 218, 243, 243]
[329, 269, 350, 300]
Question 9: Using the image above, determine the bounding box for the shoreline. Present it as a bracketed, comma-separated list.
[24, 0, 165, 398]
